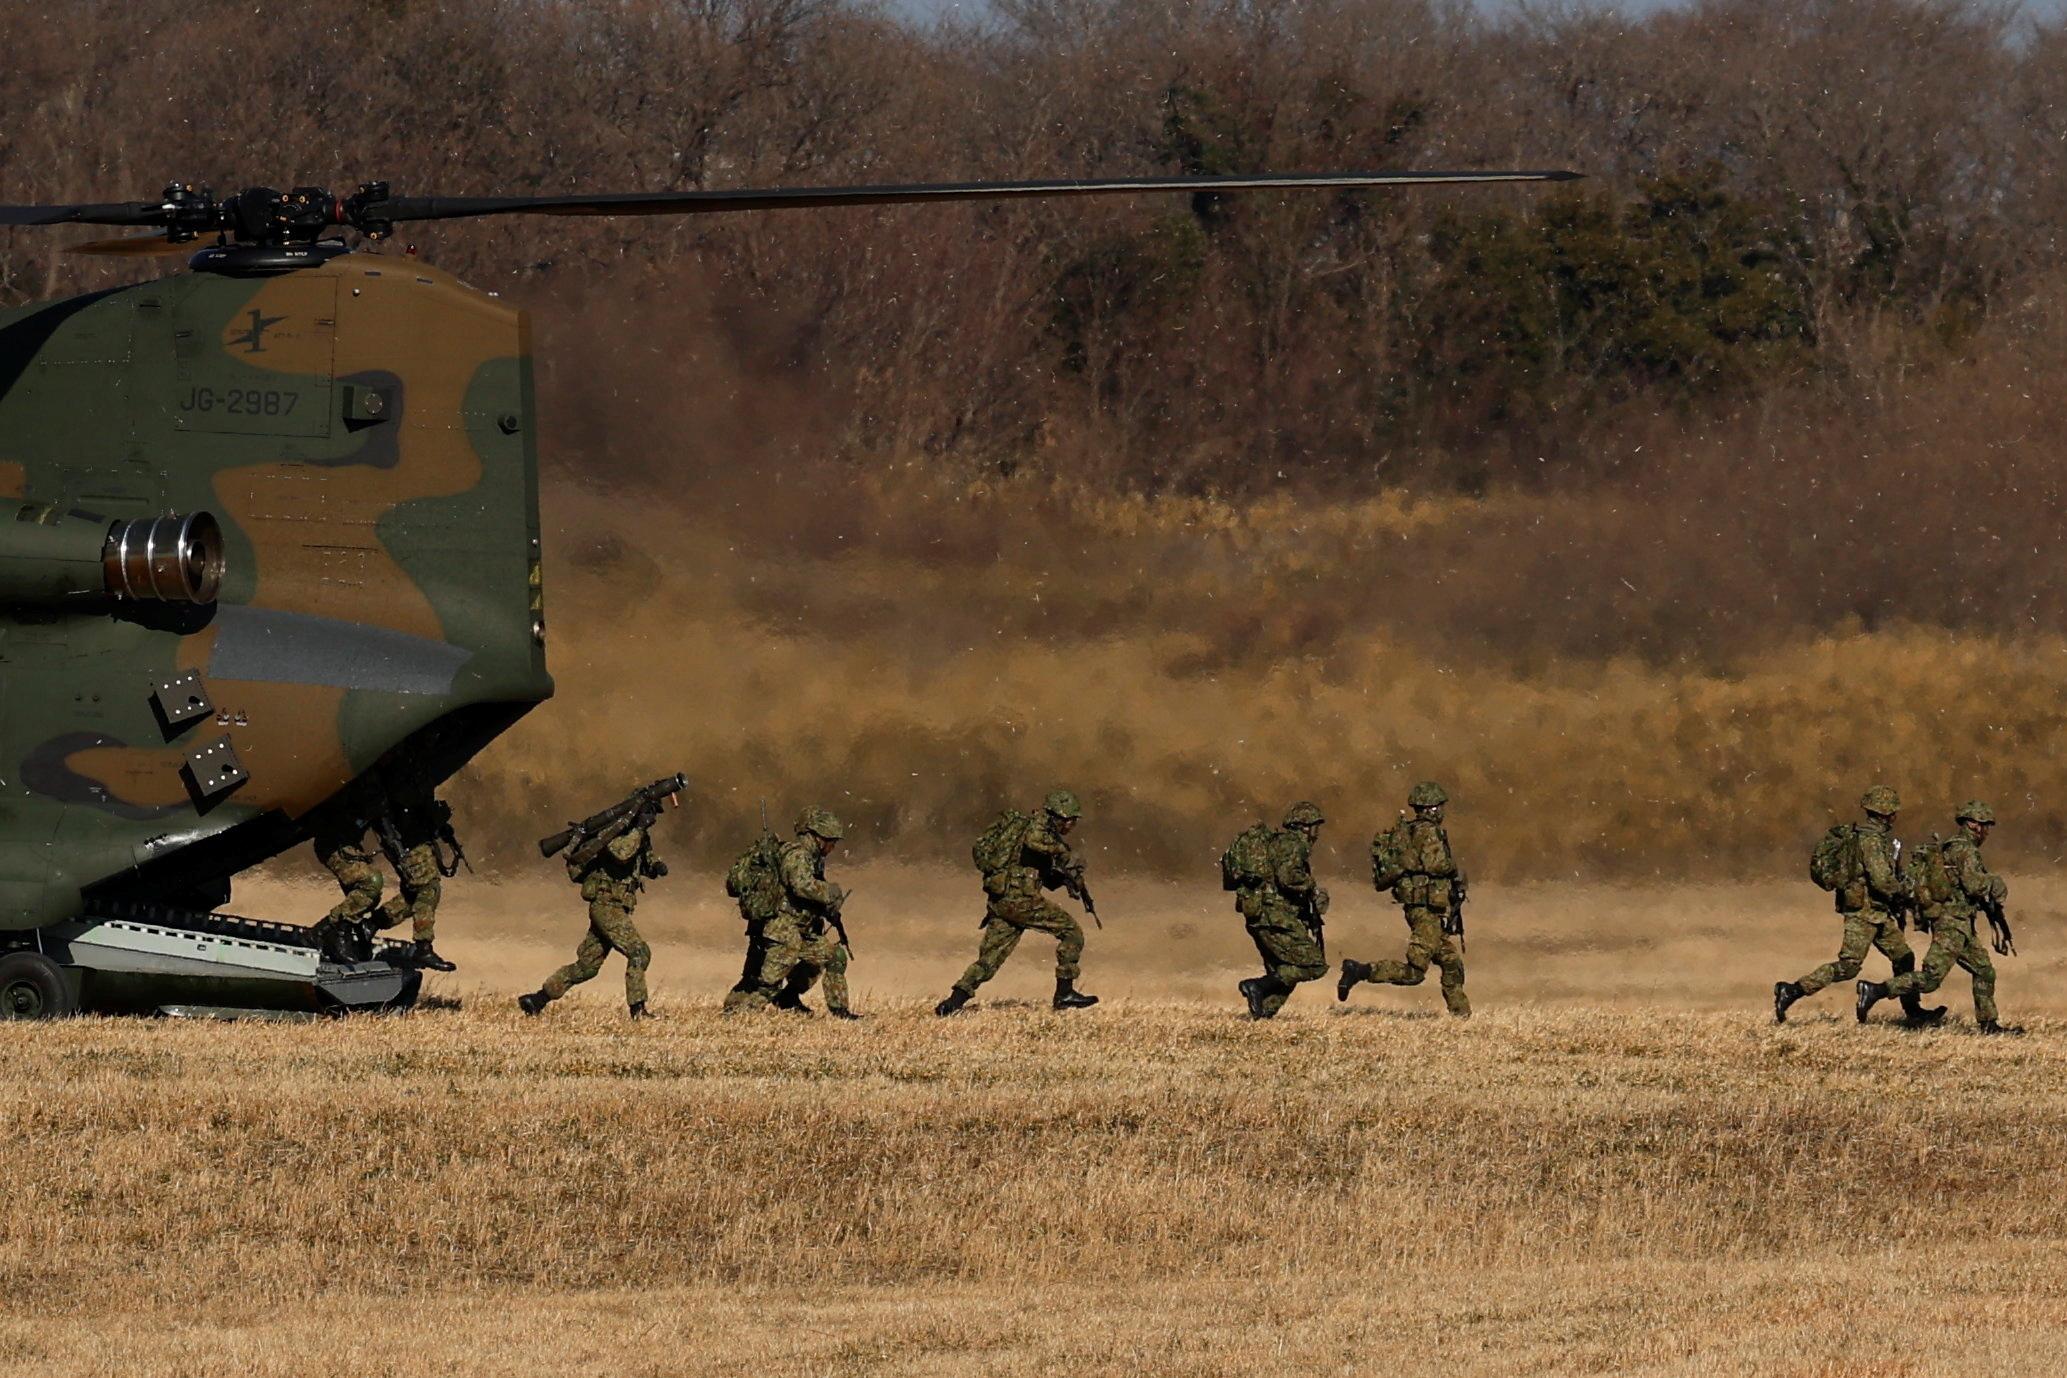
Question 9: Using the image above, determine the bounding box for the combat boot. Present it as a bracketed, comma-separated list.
[829, 1008, 864, 1021]
[516, 991, 549, 1016]
[1053, 978, 1099, 1011]
[1238, 977, 1267, 1019]
[1899, 995, 1947, 1026]
[412, 941, 456, 973]
[934, 988, 972, 1018]
[628, 1001, 651, 1020]
[1337, 959, 1370, 1002]
[1855, 980, 1888, 1024]
[1978, 1020, 2026, 1037]
[1773, 981, 1804, 1024]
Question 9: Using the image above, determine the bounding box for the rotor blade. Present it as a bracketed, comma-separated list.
[64, 234, 193, 257]
[0, 202, 167, 228]
[370, 170, 1581, 224]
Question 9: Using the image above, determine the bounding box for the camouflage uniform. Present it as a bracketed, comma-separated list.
[722, 918, 773, 1012]
[530, 824, 662, 1013]
[1235, 804, 1330, 1019]
[720, 830, 782, 1013]
[1874, 807, 2008, 1026]
[939, 791, 1098, 1013]
[731, 818, 853, 1017]
[313, 821, 383, 924]
[1341, 784, 1470, 1017]
[378, 840, 442, 942]
[1788, 815, 1914, 1002]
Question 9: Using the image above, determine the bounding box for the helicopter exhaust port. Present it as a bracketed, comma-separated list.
[0, 506, 224, 605]
[102, 513, 225, 603]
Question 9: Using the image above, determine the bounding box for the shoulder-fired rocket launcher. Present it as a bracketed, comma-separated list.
[539, 774, 688, 866]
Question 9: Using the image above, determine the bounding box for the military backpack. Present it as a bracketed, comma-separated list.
[973, 810, 1033, 876]
[1906, 834, 1954, 910]
[1370, 820, 1410, 891]
[1220, 823, 1276, 891]
[725, 831, 786, 923]
[1808, 823, 1862, 893]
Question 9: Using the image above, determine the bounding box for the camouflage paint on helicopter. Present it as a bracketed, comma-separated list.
[0, 251, 549, 929]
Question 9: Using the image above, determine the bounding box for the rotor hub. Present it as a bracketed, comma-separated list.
[188, 239, 355, 277]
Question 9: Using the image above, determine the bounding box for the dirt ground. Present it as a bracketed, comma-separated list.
[2, 876, 2063, 1375]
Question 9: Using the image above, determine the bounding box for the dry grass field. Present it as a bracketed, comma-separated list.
[5, 875, 2067, 1376]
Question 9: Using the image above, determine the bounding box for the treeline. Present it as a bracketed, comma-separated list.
[0, 0, 2061, 492]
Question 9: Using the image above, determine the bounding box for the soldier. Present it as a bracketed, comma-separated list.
[726, 808, 859, 1020]
[374, 788, 459, 972]
[721, 825, 784, 1013]
[312, 810, 384, 934]
[1227, 802, 1331, 1019]
[1858, 800, 2019, 1034]
[935, 789, 1099, 1016]
[517, 799, 668, 1019]
[1338, 781, 1471, 1018]
[1774, 785, 1937, 1025]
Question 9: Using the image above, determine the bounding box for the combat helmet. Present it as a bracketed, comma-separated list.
[1407, 781, 1449, 810]
[796, 806, 846, 841]
[1043, 789, 1083, 820]
[1956, 800, 1996, 825]
[1859, 785, 1901, 817]
[1283, 801, 1325, 830]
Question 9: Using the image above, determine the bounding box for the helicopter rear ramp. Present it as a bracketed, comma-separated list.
[26, 902, 419, 1015]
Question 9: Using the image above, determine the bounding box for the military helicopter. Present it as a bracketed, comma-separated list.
[0, 168, 1573, 1017]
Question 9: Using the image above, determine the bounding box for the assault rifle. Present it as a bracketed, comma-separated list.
[374, 809, 408, 871]
[434, 807, 472, 878]
[539, 773, 687, 866]
[1984, 895, 2017, 957]
[1302, 886, 1329, 959]
[1063, 864, 1102, 929]
[1445, 877, 1468, 954]
[828, 887, 855, 956]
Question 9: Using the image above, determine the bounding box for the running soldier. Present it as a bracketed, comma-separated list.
[1857, 801, 2019, 1034]
[1338, 781, 1471, 1018]
[721, 822, 785, 1012]
[1774, 785, 1937, 1025]
[1223, 802, 1331, 1019]
[374, 787, 460, 972]
[518, 800, 668, 1019]
[726, 808, 859, 1020]
[312, 809, 384, 933]
[935, 789, 1099, 1016]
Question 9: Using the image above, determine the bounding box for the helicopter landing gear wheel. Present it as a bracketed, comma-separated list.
[0, 952, 76, 1019]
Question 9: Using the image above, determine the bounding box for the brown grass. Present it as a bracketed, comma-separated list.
[432, 459, 2067, 885]
[6, 882, 2067, 1375]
